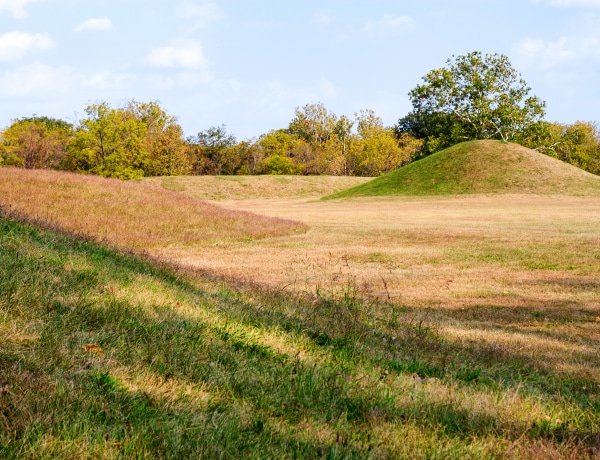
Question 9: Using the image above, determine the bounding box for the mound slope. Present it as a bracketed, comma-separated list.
[0, 168, 306, 250]
[327, 140, 600, 198]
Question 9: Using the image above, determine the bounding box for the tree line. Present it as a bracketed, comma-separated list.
[2, 52, 599, 178]
[0, 101, 422, 179]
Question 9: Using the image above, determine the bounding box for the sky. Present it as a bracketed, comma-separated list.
[1, 0, 599, 140]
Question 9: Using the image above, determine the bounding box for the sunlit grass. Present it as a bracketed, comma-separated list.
[0, 168, 306, 251]
[142, 174, 371, 201]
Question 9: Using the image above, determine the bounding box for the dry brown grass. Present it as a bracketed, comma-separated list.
[165, 194, 600, 388]
[2, 167, 598, 388]
[0, 168, 306, 250]
[142, 174, 371, 200]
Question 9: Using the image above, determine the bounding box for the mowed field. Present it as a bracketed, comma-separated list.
[153, 178, 600, 390]
[2, 165, 600, 458]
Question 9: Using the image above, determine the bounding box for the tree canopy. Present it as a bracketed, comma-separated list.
[398, 51, 547, 155]
[62, 101, 191, 179]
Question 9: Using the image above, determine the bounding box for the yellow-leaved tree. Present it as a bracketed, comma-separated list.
[0, 117, 74, 169]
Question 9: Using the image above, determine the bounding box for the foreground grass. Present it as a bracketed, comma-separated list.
[1, 212, 599, 458]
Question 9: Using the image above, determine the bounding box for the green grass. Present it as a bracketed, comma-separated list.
[326, 140, 600, 198]
[1, 210, 599, 458]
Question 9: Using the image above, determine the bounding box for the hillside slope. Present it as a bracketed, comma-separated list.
[0, 168, 306, 250]
[327, 140, 600, 198]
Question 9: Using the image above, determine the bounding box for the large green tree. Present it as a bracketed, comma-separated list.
[64, 102, 148, 179]
[64, 100, 189, 179]
[398, 51, 546, 155]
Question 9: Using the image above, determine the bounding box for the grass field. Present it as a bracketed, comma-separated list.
[170, 193, 600, 394]
[2, 156, 600, 457]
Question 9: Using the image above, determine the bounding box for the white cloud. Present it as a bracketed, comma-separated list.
[0, 62, 134, 100]
[145, 41, 208, 69]
[0, 0, 42, 19]
[514, 34, 600, 67]
[365, 13, 414, 35]
[515, 37, 572, 64]
[0, 31, 54, 61]
[177, 1, 223, 29]
[0, 62, 76, 98]
[75, 17, 113, 32]
[80, 70, 133, 90]
[146, 70, 215, 90]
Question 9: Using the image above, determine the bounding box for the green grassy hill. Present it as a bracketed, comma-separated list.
[327, 140, 600, 198]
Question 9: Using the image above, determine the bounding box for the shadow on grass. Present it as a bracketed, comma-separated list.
[0, 214, 598, 457]
[206, 280, 600, 410]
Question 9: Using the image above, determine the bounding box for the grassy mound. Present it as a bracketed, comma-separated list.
[0, 168, 306, 250]
[327, 140, 600, 198]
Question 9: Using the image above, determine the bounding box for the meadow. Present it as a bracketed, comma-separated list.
[1, 144, 600, 458]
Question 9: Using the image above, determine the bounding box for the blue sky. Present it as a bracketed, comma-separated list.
[1, 0, 599, 139]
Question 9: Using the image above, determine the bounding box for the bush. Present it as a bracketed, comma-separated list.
[262, 154, 303, 175]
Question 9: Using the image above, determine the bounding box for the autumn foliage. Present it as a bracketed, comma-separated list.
[0, 100, 423, 179]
